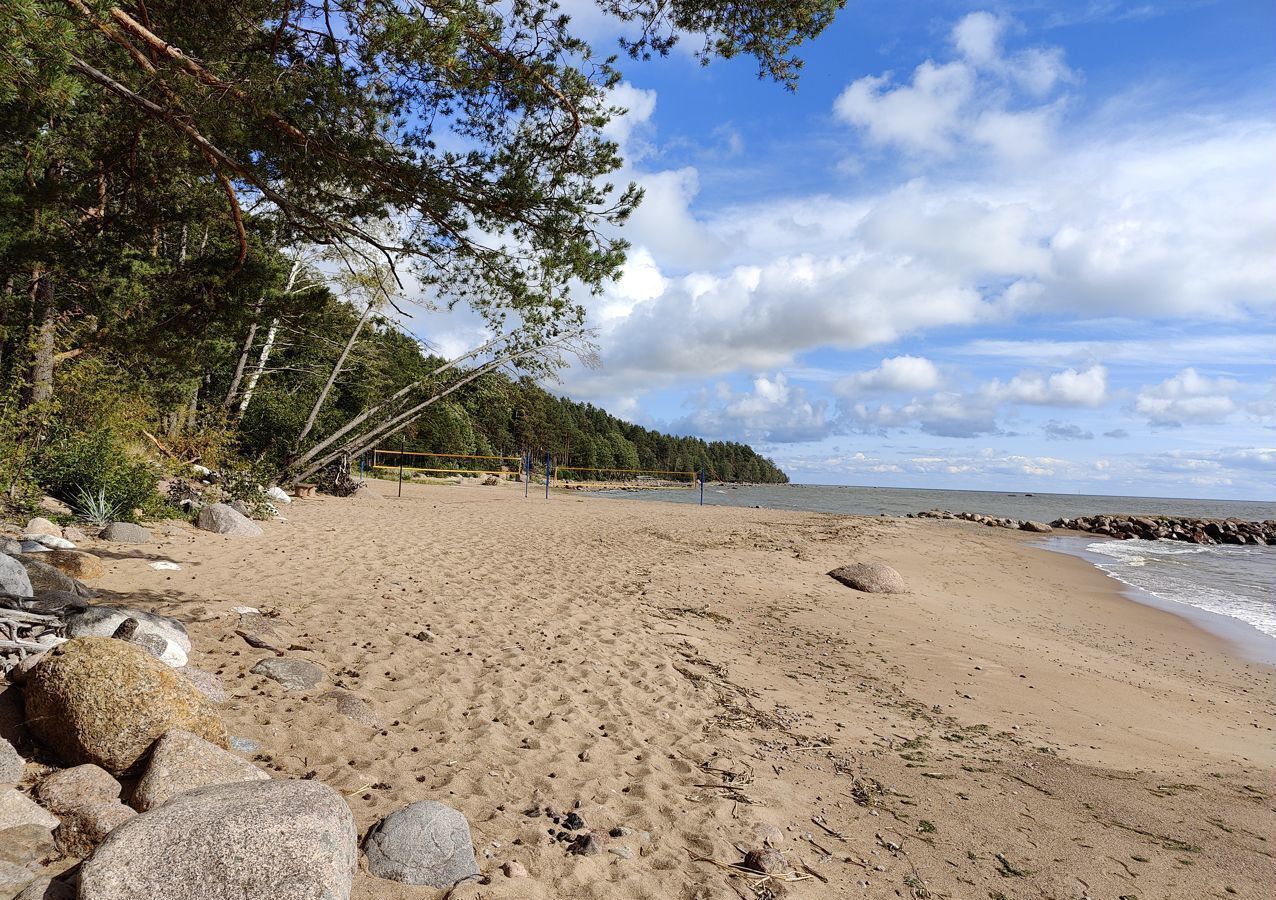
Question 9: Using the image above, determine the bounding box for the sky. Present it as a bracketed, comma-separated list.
[404, 0, 1276, 500]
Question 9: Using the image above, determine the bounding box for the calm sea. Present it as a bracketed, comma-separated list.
[591, 484, 1276, 657]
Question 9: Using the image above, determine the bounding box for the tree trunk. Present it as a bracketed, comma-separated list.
[235, 318, 277, 421]
[295, 299, 375, 447]
[27, 272, 56, 407]
[222, 295, 263, 410]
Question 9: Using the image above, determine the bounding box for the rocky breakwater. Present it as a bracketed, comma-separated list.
[1051, 515, 1276, 545]
[912, 509, 1053, 532]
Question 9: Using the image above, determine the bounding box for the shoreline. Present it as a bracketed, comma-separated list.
[18, 480, 1274, 898]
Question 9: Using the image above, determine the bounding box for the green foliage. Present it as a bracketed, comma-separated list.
[38, 429, 160, 522]
[72, 485, 123, 528]
[218, 464, 275, 520]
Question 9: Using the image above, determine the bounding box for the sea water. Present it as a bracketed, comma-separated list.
[591, 484, 1276, 655]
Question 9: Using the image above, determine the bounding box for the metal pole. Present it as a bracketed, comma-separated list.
[699, 469, 705, 506]
[524, 452, 529, 499]
[544, 453, 551, 500]
[397, 441, 404, 498]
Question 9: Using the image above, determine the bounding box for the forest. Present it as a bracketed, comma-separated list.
[0, 1, 828, 517]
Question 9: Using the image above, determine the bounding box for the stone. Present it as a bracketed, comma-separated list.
[15, 877, 77, 900]
[196, 504, 263, 537]
[24, 520, 60, 539]
[24, 535, 74, 551]
[62, 606, 190, 669]
[362, 800, 480, 888]
[177, 667, 227, 704]
[752, 822, 785, 848]
[482, 475, 499, 486]
[22, 637, 227, 774]
[567, 831, 606, 856]
[0, 789, 59, 832]
[1, 538, 22, 556]
[61, 527, 89, 543]
[316, 689, 380, 728]
[0, 738, 22, 785]
[0, 554, 33, 598]
[101, 523, 150, 544]
[133, 729, 269, 812]
[265, 486, 291, 505]
[127, 633, 170, 661]
[37, 497, 72, 517]
[17, 542, 49, 554]
[250, 657, 324, 691]
[77, 779, 357, 900]
[0, 859, 36, 898]
[21, 592, 87, 617]
[35, 550, 103, 581]
[742, 847, 788, 875]
[0, 824, 57, 869]
[828, 562, 906, 594]
[35, 767, 135, 858]
[501, 861, 528, 878]
[15, 558, 93, 597]
[1019, 520, 1053, 533]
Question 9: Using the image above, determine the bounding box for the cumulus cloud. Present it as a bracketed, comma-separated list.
[984, 365, 1108, 407]
[1044, 421, 1095, 440]
[1103, 428, 1130, 439]
[1134, 368, 1240, 426]
[836, 356, 942, 395]
[833, 11, 1074, 161]
[671, 373, 831, 443]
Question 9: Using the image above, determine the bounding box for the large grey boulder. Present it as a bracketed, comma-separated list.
[23, 637, 227, 774]
[101, 522, 150, 544]
[24, 519, 60, 539]
[196, 504, 263, 537]
[828, 562, 906, 594]
[35, 764, 135, 858]
[362, 800, 480, 888]
[0, 737, 23, 785]
[133, 729, 269, 812]
[250, 657, 324, 691]
[0, 554, 33, 598]
[78, 779, 357, 900]
[63, 606, 190, 668]
[14, 557, 94, 598]
[1019, 520, 1053, 533]
[1, 537, 22, 556]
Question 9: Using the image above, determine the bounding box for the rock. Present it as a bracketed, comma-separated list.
[316, 690, 380, 728]
[20, 592, 87, 617]
[37, 497, 72, 517]
[77, 779, 357, 900]
[100, 522, 150, 544]
[34, 550, 103, 581]
[177, 667, 227, 704]
[1019, 520, 1053, 533]
[14, 876, 77, 900]
[752, 822, 785, 848]
[828, 562, 906, 594]
[61, 527, 89, 543]
[250, 658, 324, 691]
[265, 486, 291, 505]
[0, 738, 22, 785]
[0, 789, 59, 832]
[22, 637, 227, 774]
[0, 859, 37, 898]
[1, 537, 22, 556]
[0, 555, 33, 598]
[0, 823, 57, 868]
[196, 503, 263, 537]
[0, 687, 28, 746]
[36, 764, 134, 859]
[482, 475, 499, 486]
[742, 846, 788, 874]
[16, 558, 94, 597]
[228, 736, 260, 754]
[24, 520, 60, 539]
[127, 633, 170, 661]
[25, 534, 74, 551]
[567, 831, 606, 856]
[62, 606, 191, 669]
[133, 729, 269, 812]
[501, 861, 528, 878]
[17, 541, 49, 554]
[363, 800, 480, 888]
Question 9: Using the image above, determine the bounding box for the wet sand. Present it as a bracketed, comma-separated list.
[87, 479, 1276, 899]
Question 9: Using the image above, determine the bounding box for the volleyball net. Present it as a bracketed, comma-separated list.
[367, 449, 523, 477]
[366, 449, 701, 488]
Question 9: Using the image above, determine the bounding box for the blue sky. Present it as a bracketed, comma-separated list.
[409, 0, 1276, 499]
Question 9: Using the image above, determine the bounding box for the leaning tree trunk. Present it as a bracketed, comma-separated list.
[295, 299, 375, 447]
[222, 295, 263, 410]
[234, 318, 277, 421]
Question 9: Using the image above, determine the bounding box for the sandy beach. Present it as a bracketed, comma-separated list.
[76, 480, 1276, 899]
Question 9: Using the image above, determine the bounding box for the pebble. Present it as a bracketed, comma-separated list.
[501, 861, 528, 878]
[567, 831, 606, 856]
[609, 846, 633, 859]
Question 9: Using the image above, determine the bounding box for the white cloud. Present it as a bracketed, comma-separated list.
[833, 11, 1074, 161]
[985, 365, 1108, 407]
[672, 373, 832, 443]
[836, 355, 942, 395]
[1135, 368, 1240, 426]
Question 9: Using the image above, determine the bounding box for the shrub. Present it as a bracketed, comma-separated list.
[38, 430, 162, 522]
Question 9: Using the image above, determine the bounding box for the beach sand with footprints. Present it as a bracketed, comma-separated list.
[9, 479, 1274, 899]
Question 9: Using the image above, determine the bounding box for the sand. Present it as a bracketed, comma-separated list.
[83, 479, 1275, 899]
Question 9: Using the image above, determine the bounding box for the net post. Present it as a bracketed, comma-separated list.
[699, 469, 705, 506]
[397, 450, 404, 498]
[524, 451, 529, 499]
[544, 453, 551, 500]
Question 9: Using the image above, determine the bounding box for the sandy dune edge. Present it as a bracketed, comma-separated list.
[79, 480, 1274, 899]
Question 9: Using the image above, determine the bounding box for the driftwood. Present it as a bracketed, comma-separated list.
[0, 608, 66, 671]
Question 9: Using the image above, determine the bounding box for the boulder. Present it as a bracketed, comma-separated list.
[62, 607, 190, 668]
[34, 550, 103, 581]
[1, 737, 24, 785]
[250, 657, 324, 691]
[1, 826, 58, 895]
[196, 504, 263, 537]
[24, 520, 60, 539]
[1019, 520, 1053, 533]
[0, 554, 33, 598]
[101, 523, 150, 544]
[828, 562, 906, 594]
[18, 592, 87, 617]
[25, 534, 74, 551]
[61, 527, 89, 543]
[0, 789, 59, 832]
[362, 800, 480, 888]
[132, 729, 269, 812]
[15, 558, 94, 597]
[316, 690, 380, 728]
[177, 667, 227, 704]
[22, 637, 227, 774]
[35, 765, 134, 858]
[265, 486, 291, 505]
[1, 537, 22, 556]
[77, 779, 357, 900]
[15, 876, 77, 900]
[37, 497, 72, 517]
